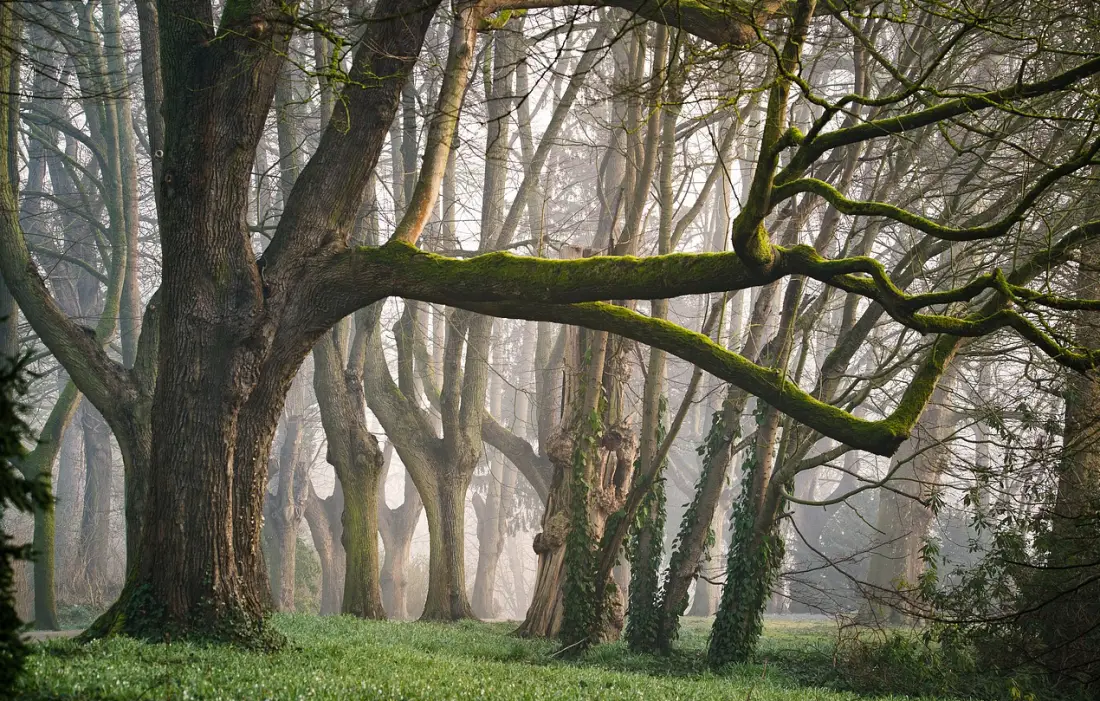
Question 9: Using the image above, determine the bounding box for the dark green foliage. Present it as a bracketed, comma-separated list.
[925, 476, 1100, 695]
[773, 626, 1093, 701]
[0, 353, 51, 695]
[559, 409, 603, 656]
[624, 398, 668, 652]
[707, 441, 785, 668]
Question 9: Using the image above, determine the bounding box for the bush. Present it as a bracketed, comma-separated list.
[823, 626, 1086, 701]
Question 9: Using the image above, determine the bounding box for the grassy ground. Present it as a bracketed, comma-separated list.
[17, 615, 971, 700]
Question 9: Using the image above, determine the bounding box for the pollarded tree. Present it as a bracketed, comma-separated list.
[1, 0, 1099, 646]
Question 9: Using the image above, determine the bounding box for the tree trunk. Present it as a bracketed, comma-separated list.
[76, 404, 114, 606]
[517, 318, 635, 642]
[862, 378, 955, 623]
[687, 501, 723, 617]
[1039, 233, 1100, 680]
[420, 474, 474, 620]
[380, 459, 422, 620]
[340, 457, 385, 619]
[657, 277, 780, 650]
[304, 480, 344, 615]
[265, 375, 312, 613]
[314, 320, 387, 619]
[472, 341, 513, 619]
[472, 457, 514, 619]
[515, 464, 569, 637]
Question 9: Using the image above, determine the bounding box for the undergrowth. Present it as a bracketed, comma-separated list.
[18, 614, 1061, 700]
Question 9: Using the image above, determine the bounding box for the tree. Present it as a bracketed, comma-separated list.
[1, 0, 1100, 648]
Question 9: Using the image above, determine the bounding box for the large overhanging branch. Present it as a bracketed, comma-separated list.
[326, 235, 1100, 328]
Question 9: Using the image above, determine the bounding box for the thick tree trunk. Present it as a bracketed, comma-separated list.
[341, 459, 385, 619]
[515, 463, 569, 637]
[380, 524, 413, 619]
[0, 274, 15, 359]
[420, 474, 474, 620]
[1039, 235, 1100, 680]
[5, 0, 441, 647]
[517, 319, 636, 641]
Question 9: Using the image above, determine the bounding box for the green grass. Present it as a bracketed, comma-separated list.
[18, 615, 967, 700]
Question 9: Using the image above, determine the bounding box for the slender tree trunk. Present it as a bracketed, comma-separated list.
[267, 409, 304, 612]
[472, 342, 512, 619]
[687, 502, 722, 617]
[657, 280, 779, 649]
[380, 462, 422, 620]
[76, 404, 114, 606]
[472, 457, 514, 619]
[304, 480, 344, 615]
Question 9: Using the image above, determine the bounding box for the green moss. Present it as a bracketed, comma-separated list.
[356, 241, 769, 304]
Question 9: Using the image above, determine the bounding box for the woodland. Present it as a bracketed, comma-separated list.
[1, 0, 1099, 699]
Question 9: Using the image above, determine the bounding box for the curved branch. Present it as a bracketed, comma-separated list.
[779, 53, 1100, 181]
[450, 299, 911, 456]
[774, 136, 1100, 242]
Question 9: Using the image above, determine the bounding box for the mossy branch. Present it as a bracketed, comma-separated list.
[453, 299, 911, 456]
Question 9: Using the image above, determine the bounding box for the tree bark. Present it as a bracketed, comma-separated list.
[76, 403, 115, 606]
[303, 479, 344, 615]
[420, 473, 475, 620]
[379, 461, 422, 620]
[314, 320, 387, 620]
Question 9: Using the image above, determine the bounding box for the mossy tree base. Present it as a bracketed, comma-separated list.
[80, 583, 285, 650]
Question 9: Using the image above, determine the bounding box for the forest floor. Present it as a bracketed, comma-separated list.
[18, 614, 1030, 700]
